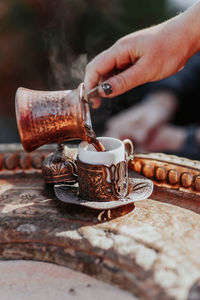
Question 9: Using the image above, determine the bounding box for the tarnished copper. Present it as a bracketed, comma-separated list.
[130, 152, 200, 193]
[15, 83, 94, 152]
[42, 144, 77, 184]
[54, 172, 154, 210]
[77, 158, 128, 201]
[0, 145, 199, 194]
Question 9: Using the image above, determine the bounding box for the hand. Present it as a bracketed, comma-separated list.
[85, 2, 200, 108]
[105, 91, 178, 147]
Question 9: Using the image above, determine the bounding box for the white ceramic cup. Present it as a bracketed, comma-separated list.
[78, 137, 133, 166]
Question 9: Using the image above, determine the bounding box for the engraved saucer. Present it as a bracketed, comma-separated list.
[54, 170, 153, 210]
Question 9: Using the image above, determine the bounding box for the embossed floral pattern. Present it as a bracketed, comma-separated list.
[77, 159, 128, 201]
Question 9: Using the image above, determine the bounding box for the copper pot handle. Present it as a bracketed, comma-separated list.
[123, 139, 134, 161]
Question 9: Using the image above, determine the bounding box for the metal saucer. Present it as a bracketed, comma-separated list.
[54, 170, 153, 210]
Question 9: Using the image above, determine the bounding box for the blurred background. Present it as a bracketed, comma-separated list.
[0, 0, 198, 157]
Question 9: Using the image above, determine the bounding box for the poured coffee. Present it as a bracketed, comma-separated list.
[84, 124, 105, 152]
[90, 138, 105, 152]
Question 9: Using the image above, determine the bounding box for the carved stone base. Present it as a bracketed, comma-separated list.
[0, 144, 200, 300]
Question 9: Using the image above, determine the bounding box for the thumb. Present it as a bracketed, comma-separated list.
[98, 59, 148, 98]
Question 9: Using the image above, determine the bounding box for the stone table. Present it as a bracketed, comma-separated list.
[0, 144, 200, 300]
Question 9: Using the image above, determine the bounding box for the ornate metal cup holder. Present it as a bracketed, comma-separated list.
[54, 170, 154, 210]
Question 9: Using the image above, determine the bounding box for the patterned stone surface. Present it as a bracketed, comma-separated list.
[0, 144, 200, 300]
[0, 174, 200, 300]
[0, 260, 137, 300]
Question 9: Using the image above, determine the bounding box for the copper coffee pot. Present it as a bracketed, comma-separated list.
[15, 82, 94, 152]
[15, 82, 102, 183]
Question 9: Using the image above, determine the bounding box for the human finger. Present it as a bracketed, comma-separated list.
[97, 58, 150, 98]
[84, 48, 117, 92]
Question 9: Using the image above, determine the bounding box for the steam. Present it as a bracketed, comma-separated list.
[44, 0, 120, 91]
[41, 0, 89, 90]
[49, 45, 88, 90]
[71, 54, 88, 85]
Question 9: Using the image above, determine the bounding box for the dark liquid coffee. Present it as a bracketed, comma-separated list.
[84, 124, 105, 152]
[91, 138, 105, 152]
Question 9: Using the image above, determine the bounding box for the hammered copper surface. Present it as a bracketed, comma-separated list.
[0, 144, 199, 195]
[42, 144, 77, 184]
[77, 158, 128, 201]
[130, 152, 200, 194]
[54, 172, 153, 210]
[15, 83, 93, 152]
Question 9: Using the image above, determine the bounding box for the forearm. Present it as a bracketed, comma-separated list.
[148, 1, 200, 72]
[180, 1, 200, 57]
[85, 1, 200, 101]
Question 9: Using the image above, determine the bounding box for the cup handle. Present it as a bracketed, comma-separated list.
[123, 139, 134, 161]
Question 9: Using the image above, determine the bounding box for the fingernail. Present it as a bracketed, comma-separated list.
[101, 83, 113, 95]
